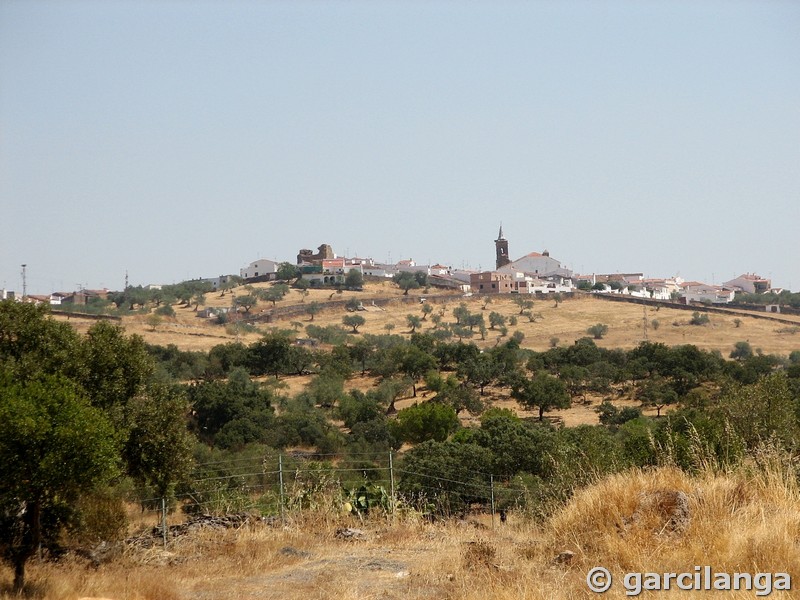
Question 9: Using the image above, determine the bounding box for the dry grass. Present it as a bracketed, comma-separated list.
[55, 288, 800, 358]
[5, 459, 799, 599]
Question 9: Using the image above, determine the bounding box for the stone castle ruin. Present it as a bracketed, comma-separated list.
[297, 244, 335, 265]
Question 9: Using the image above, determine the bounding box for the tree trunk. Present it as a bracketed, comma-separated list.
[538, 406, 545, 421]
[13, 497, 41, 594]
[13, 559, 25, 594]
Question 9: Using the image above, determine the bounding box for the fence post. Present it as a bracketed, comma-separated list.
[278, 454, 285, 524]
[490, 475, 495, 530]
[389, 450, 396, 517]
[161, 497, 168, 549]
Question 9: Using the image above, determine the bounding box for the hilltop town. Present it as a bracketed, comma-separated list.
[2, 227, 794, 315]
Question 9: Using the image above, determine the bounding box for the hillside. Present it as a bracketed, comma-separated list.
[54, 283, 800, 357]
[4, 462, 797, 599]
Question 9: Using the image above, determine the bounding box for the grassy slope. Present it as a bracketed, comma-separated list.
[57, 283, 800, 356]
[53, 284, 800, 427]
[4, 461, 798, 599]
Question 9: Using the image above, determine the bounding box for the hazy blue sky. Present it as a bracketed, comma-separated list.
[2, 1, 798, 295]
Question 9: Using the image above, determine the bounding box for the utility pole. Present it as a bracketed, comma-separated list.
[21, 264, 27, 300]
[642, 305, 648, 341]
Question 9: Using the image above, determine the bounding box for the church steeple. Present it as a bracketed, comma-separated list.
[495, 225, 511, 270]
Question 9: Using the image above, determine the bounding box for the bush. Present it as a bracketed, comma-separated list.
[730, 341, 754, 361]
[690, 311, 710, 326]
[398, 440, 494, 515]
[596, 401, 642, 427]
[587, 323, 609, 339]
[65, 487, 128, 546]
[389, 402, 459, 444]
[155, 304, 176, 317]
[306, 324, 348, 345]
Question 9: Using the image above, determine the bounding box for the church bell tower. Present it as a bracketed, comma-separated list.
[495, 225, 511, 270]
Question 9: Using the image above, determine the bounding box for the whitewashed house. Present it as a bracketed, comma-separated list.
[723, 273, 771, 294]
[681, 283, 735, 304]
[240, 259, 279, 280]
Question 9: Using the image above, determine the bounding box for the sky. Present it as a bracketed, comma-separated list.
[1, 0, 798, 295]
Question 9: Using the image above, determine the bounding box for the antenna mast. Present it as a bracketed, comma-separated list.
[21, 264, 27, 300]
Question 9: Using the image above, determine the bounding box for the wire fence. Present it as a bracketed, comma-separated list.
[134, 451, 533, 547]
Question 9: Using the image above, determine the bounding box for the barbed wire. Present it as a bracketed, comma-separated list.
[134, 452, 534, 520]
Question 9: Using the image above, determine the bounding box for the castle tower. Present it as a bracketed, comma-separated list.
[495, 225, 511, 270]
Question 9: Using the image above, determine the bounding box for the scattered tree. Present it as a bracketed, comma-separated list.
[488, 311, 506, 330]
[453, 303, 471, 325]
[146, 312, 163, 331]
[397, 345, 437, 397]
[512, 295, 534, 315]
[234, 294, 258, 313]
[512, 371, 571, 421]
[343, 314, 366, 333]
[248, 335, 291, 379]
[406, 314, 422, 333]
[421, 303, 433, 320]
[345, 269, 364, 289]
[393, 271, 420, 295]
[730, 341, 754, 361]
[261, 283, 290, 307]
[305, 301, 320, 322]
[345, 297, 362, 312]
[276, 262, 300, 282]
[587, 323, 609, 340]
[192, 291, 206, 312]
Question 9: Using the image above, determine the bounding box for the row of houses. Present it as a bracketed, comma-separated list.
[583, 273, 783, 305]
[238, 245, 473, 291]
[468, 267, 779, 305]
[2, 288, 111, 306]
[468, 229, 782, 304]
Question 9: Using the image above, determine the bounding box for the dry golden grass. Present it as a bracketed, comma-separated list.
[5, 458, 799, 599]
[57, 288, 800, 358]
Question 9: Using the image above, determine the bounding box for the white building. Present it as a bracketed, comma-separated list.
[681, 283, 735, 304]
[723, 273, 771, 294]
[202, 275, 239, 290]
[240, 259, 279, 280]
[302, 259, 365, 286]
[514, 274, 574, 294]
[499, 250, 568, 277]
